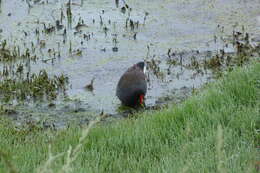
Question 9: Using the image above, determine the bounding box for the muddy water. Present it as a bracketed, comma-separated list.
[0, 0, 259, 128]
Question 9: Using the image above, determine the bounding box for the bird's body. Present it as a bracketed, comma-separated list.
[116, 62, 147, 107]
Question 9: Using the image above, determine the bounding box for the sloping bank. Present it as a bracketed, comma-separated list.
[0, 62, 259, 173]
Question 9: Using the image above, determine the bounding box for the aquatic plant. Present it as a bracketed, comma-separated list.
[0, 40, 37, 62]
[0, 70, 69, 103]
[167, 29, 260, 78]
[66, 0, 72, 29]
[204, 31, 258, 70]
[84, 78, 95, 91]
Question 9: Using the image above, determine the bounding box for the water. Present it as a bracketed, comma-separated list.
[0, 0, 259, 128]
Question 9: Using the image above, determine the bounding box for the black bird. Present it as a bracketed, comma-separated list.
[116, 61, 147, 107]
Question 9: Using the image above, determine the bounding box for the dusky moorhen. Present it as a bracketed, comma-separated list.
[116, 61, 147, 107]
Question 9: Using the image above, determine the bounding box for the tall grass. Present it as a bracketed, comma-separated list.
[0, 62, 259, 172]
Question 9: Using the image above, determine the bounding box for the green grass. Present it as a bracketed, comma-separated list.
[0, 62, 259, 173]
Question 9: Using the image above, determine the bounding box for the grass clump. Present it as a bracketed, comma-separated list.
[0, 62, 259, 172]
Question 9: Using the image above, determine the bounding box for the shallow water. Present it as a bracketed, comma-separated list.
[0, 0, 259, 127]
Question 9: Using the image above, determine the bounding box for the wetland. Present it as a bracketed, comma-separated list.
[0, 0, 259, 129]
